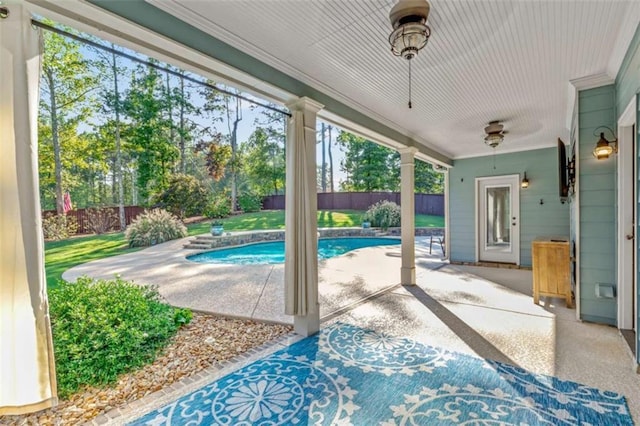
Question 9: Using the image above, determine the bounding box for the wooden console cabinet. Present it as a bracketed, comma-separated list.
[532, 237, 573, 308]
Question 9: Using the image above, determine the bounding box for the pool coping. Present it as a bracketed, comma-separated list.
[184, 226, 445, 250]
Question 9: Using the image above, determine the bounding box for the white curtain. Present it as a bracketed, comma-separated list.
[284, 109, 318, 316]
[0, 5, 58, 415]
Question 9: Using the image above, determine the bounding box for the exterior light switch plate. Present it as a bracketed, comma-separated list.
[595, 283, 615, 299]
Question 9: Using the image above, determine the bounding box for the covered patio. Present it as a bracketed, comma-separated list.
[2, 0, 640, 421]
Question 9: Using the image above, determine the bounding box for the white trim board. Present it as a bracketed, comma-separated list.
[618, 97, 637, 330]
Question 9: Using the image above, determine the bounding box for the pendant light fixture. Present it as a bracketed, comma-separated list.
[388, 0, 432, 108]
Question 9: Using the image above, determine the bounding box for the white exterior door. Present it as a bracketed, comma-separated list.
[477, 175, 520, 264]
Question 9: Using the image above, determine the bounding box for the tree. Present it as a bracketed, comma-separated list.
[327, 125, 335, 192]
[337, 131, 399, 191]
[243, 127, 285, 195]
[315, 123, 336, 192]
[40, 25, 97, 213]
[123, 62, 178, 203]
[79, 126, 114, 206]
[247, 106, 287, 195]
[164, 68, 199, 174]
[200, 83, 243, 211]
[39, 119, 93, 209]
[92, 43, 129, 229]
[319, 123, 327, 192]
[154, 174, 208, 218]
[195, 133, 232, 181]
[415, 160, 444, 194]
[336, 131, 444, 194]
[225, 95, 243, 211]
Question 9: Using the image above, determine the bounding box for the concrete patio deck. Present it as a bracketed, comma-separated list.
[63, 234, 446, 324]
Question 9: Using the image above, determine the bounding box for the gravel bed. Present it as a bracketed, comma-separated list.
[0, 313, 291, 425]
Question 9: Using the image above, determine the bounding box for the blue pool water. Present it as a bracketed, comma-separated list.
[187, 237, 401, 265]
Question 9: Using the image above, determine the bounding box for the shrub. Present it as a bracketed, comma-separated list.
[153, 174, 209, 219]
[237, 193, 262, 213]
[86, 207, 119, 234]
[42, 213, 78, 240]
[204, 193, 232, 219]
[174, 307, 193, 325]
[363, 200, 401, 230]
[125, 209, 187, 247]
[48, 276, 191, 398]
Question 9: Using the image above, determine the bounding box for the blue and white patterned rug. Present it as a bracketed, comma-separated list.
[130, 323, 632, 425]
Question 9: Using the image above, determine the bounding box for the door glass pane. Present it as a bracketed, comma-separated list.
[486, 186, 511, 248]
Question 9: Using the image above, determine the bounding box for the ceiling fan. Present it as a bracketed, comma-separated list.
[484, 121, 507, 148]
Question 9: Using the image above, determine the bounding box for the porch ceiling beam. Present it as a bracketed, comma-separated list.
[81, 0, 452, 167]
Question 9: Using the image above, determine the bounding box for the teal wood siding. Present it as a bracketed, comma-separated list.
[577, 85, 617, 326]
[616, 23, 640, 116]
[449, 148, 569, 267]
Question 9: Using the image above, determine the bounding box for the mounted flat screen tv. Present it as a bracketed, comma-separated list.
[558, 138, 569, 202]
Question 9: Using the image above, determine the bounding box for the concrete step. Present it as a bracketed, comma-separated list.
[192, 235, 215, 242]
[183, 238, 213, 250]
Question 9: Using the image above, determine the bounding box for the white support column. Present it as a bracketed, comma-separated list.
[284, 97, 323, 336]
[443, 168, 450, 260]
[400, 147, 417, 286]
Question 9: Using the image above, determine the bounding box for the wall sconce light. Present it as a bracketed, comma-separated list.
[592, 126, 618, 160]
[521, 172, 529, 189]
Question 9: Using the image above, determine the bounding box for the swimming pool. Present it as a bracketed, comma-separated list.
[187, 237, 401, 265]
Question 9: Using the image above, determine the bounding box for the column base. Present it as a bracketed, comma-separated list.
[294, 306, 320, 336]
[401, 266, 416, 286]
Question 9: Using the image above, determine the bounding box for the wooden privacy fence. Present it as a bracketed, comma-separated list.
[42, 206, 145, 235]
[262, 192, 444, 216]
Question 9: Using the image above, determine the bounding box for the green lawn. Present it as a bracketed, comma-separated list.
[186, 210, 374, 235]
[46, 210, 444, 287]
[45, 233, 140, 288]
[415, 214, 445, 228]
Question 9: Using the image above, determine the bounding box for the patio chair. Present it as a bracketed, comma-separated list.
[429, 235, 446, 256]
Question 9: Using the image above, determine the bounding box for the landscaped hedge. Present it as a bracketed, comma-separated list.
[49, 276, 191, 398]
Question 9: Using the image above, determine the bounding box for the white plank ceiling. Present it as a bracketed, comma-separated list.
[153, 0, 637, 160]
